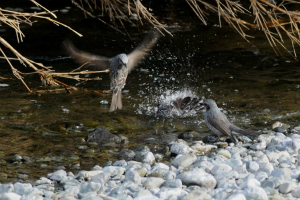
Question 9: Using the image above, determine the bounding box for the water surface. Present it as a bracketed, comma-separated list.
[0, 1, 300, 182]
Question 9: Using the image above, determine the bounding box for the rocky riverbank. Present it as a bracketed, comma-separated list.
[1, 121, 300, 200]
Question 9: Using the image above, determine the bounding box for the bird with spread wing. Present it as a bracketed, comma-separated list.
[64, 30, 160, 112]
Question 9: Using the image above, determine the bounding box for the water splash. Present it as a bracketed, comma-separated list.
[136, 89, 204, 117]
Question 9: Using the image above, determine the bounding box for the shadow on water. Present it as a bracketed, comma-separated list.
[1, 1, 300, 182]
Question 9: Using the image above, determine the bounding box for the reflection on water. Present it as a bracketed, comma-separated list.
[0, 1, 300, 182]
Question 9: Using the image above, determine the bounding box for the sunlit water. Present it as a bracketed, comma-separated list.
[0, 1, 300, 182]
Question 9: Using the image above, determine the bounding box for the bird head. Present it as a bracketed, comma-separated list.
[117, 54, 129, 67]
[200, 99, 218, 111]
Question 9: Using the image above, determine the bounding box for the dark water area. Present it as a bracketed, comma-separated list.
[1, 1, 300, 182]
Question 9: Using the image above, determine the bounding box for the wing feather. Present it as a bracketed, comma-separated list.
[64, 40, 110, 70]
[127, 30, 160, 72]
[206, 112, 232, 138]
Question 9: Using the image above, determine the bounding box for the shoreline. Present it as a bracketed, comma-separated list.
[1, 121, 300, 199]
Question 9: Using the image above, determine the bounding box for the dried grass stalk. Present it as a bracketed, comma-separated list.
[186, 0, 300, 58]
[0, 1, 109, 92]
[83, 0, 300, 57]
[71, 0, 169, 36]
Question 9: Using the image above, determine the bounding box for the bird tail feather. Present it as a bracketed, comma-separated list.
[230, 125, 259, 137]
[109, 88, 122, 112]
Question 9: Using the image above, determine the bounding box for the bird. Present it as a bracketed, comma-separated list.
[201, 99, 258, 143]
[64, 30, 160, 112]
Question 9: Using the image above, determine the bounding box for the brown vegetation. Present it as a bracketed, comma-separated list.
[1, 0, 300, 92]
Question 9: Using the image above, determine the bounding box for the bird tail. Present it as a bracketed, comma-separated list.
[230, 125, 259, 137]
[109, 88, 122, 112]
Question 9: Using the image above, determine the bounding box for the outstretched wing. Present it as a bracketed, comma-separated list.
[127, 30, 160, 72]
[63, 40, 110, 70]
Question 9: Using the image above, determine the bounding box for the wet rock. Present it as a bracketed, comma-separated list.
[215, 142, 228, 148]
[211, 164, 232, 176]
[178, 131, 201, 140]
[7, 154, 22, 163]
[164, 171, 176, 180]
[75, 170, 103, 180]
[35, 177, 52, 185]
[0, 184, 14, 194]
[125, 169, 141, 184]
[217, 149, 231, 159]
[272, 121, 290, 131]
[273, 127, 288, 134]
[250, 141, 266, 151]
[181, 189, 211, 200]
[136, 167, 147, 177]
[80, 182, 101, 193]
[243, 186, 268, 200]
[134, 152, 155, 165]
[155, 187, 188, 199]
[47, 169, 67, 182]
[0, 193, 21, 200]
[135, 145, 150, 152]
[13, 182, 32, 196]
[261, 177, 283, 189]
[190, 142, 217, 154]
[227, 193, 246, 200]
[291, 187, 300, 198]
[87, 126, 122, 143]
[169, 140, 194, 155]
[170, 153, 197, 168]
[177, 168, 216, 189]
[163, 179, 182, 188]
[133, 190, 158, 200]
[237, 135, 252, 143]
[119, 149, 135, 161]
[113, 160, 127, 167]
[17, 174, 28, 180]
[102, 166, 125, 177]
[271, 168, 291, 180]
[239, 174, 260, 189]
[246, 161, 259, 173]
[191, 160, 214, 173]
[91, 172, 110, 184]
[279, 181, 297, 194]
[142, 177, 165, 189]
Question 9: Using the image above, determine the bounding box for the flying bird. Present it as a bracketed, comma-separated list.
[201, 99, 258, 143]
[64, 30, 160, 112]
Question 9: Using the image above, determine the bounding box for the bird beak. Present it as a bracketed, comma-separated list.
[124, 63, 127, 68]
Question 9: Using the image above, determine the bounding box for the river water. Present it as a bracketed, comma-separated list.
[0, 1, 300, 182]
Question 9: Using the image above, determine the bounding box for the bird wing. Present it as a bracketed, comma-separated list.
[127, 30, 160, 73]
[206, 112, 232, 138]
[64, 40, 110, 70]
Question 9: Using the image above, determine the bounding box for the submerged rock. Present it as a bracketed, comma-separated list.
[87, 126, 123, 144]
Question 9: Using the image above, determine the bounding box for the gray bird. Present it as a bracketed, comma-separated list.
[201, 99, 258, 143]
[64, 30, 159, 112]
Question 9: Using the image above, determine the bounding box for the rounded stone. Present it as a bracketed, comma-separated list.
[163, 179, 182, 188]
[217, 149, 231, 159]
[177, 168, 216, 189]
[142, 177, 165, 189]
[211, 164, 232, 176]
[279, 182, 297, 194]
[170, 153, 197, 168]
[125, 169, 141, 184]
